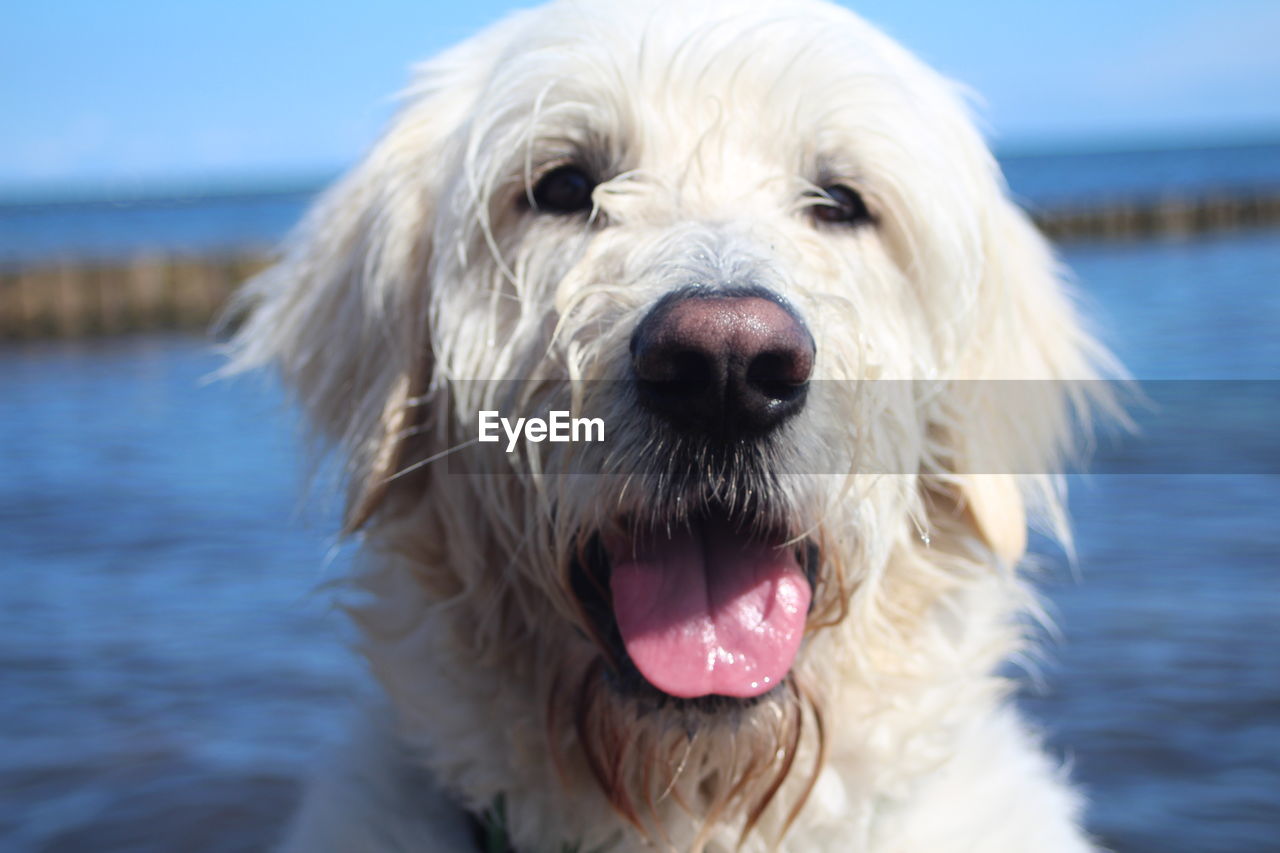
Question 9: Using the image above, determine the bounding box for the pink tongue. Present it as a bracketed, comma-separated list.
[607, 518, 811, 699]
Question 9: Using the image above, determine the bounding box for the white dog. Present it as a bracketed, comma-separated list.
[228, 1, 1116, 850]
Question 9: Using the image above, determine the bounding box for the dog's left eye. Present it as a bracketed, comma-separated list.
[810, 184, 874, 226]
[530, 165, 597, 214]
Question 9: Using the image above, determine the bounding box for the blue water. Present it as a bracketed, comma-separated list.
[1000, 141, 1280, 210]
[0, 338, 360, 851]
[0, 189, 318, 266]
[2, 142, 1278, 264]
[1023, 230, 1280, 851]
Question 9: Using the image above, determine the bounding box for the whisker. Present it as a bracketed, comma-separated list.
[383, 438, 479, 483]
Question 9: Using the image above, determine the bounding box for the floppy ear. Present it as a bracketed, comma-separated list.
[221, 58, 483, 530]
[222, 9, 558, 530]
[222, 140, 430, 530]
[927, 189, 1117, 563]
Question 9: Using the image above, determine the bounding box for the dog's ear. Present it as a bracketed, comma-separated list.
[926, 187, 1118, 563]
[223, 142, 432, 531]
[221, 52, 488, 531]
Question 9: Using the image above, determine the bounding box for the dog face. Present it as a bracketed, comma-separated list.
[230, 0, 1110, 843]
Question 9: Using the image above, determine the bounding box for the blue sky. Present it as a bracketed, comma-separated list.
[5, 0, 1279, 194]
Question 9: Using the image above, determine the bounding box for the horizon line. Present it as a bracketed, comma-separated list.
[3, 130, 1279, 209]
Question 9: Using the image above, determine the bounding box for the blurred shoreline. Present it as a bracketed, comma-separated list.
[0, 255, 267, 340]
[3, 139, 1280, 339]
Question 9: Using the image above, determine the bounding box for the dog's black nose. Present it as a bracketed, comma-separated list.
[631, 288, 814, 437]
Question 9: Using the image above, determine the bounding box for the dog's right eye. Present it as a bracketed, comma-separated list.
[530, 165, 597, 214]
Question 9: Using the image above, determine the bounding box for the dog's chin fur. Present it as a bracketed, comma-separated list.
[225, 0, 1118, 850]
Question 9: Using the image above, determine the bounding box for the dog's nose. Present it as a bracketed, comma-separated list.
[630, 289, 814, 437]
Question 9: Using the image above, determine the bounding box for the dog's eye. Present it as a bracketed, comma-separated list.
[530, 165, 596, 214]
[810, 184, 873, 225]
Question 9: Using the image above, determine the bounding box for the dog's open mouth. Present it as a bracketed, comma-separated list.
[574, 505, 815, 702]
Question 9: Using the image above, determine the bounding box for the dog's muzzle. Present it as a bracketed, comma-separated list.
[630, 285, 814, 438]
[569, 285, 818, 703]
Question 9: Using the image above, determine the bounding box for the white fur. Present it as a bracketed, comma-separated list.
[227, 1, 1117, 850]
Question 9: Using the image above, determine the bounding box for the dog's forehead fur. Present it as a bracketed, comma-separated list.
[229, 1, 1118, 851]
[437, 0, 989, 252]
[461, 0, 957, 164]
